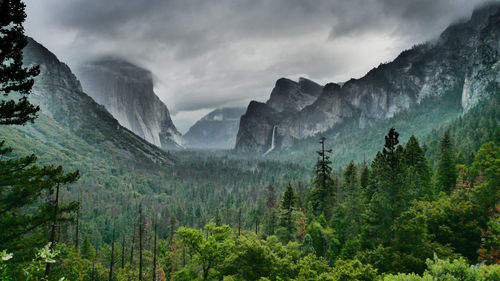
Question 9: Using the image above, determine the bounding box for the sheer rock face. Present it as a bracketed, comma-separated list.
[236, 3, 500, 153]
[23, 38, 173, 165]
[77, 59, 184, 149]
[184, 107, 246, 149]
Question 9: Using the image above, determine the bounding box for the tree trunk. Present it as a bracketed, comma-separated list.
[44, 183, 60, 278]
[109, 225, 115, 281]
[139, 206, 143, 281]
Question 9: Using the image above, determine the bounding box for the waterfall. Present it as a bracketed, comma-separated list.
[263, 125, 278, 156]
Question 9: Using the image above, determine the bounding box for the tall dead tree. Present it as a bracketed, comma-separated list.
[44, 184, 60, 277]
[109, 225, 115, 281]
[153, 216, 158, 281]
[121, 234, 125, 269]
[139, 206, 143, 281]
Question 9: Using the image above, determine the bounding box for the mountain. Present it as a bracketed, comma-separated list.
[2, 38, 173, 167]
[76, 58, 184, 149]
[184, 107, 246, 149]
[236, 3, 500, 153]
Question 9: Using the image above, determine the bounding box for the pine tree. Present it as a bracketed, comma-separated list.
[437, 131, 458, 193]
[403, 135, 432, 199]
[0, 143, 79, 255]
[278, 183, 296, 243]
[0, 0, 80, 264]
[363, 127, 406, 247]
[333, 161, 365, 241]
[309, 136, 335, 217]
[360, 164, 370, 191]
[0, 0, 40, 125]
[263, 184, 278, 236]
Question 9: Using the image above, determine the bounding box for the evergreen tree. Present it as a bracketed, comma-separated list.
[263, 184, 278, 236]
[0, 0, 80, 263]
[437, 131, 458, 193]
[0, 0, 40, 125]
[360, 164, 370, 191]
[363, 127, 406, 247]
[0, 141, 79, 256]
[278, 183, 296, 243]
[403, 135, 432, 199]
[309, 136, 335, 217]
[333, 161, 365, 242]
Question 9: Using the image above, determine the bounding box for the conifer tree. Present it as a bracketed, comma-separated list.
[263, 184, 278, 236]
[437, 131, 458, 193]
[403, 135, 432, 199]
[363, 127, 406, 247]
[0, 144, 79, 254]
[360, 164, 370, 191]
[0, 0, 40, 125]
[278, 183, 296, 243]
[333, 161, 365, 241]
[309, 136, 335, 217]
[0, 0, 80, 263]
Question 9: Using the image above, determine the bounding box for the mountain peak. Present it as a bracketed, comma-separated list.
[77, 58, 184, 149]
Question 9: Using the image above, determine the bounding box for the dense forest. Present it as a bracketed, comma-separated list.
[1, 1, 499, 281]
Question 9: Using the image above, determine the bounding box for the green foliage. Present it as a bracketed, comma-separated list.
[436, 131, 458, 193]
[0, 132, 79, 259]
[385, 255, 500, 281]
[0, 0, 40, 125]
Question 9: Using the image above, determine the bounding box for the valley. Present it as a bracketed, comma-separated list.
[1, 1, 499, 280]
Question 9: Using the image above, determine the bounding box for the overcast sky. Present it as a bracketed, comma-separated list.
[25, 0, 491, 133]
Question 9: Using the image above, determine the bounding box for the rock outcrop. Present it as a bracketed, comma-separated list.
[77, 59, 184, 149]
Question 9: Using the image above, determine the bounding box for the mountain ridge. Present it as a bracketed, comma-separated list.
[235, 3, 500, 153]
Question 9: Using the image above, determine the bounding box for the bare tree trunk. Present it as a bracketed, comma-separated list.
[139, 206, 143, 281]
[121, 234, 125, 269]
[153, 219, 157, 281]
[75, 206, 79, 249]
[109, 225, 115, 281]
[44, 183, 60, 278]
[130, 219, 136, 265]
[238, 208, 241, 237]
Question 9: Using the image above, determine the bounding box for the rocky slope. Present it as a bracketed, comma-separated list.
[184, 107, 245, 149]
[20, 38, 173, 166]
[236, 3, 500, 153]
[77, 59, 184, 149]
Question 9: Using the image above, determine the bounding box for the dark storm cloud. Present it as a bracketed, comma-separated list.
[25, 0, 491, 132]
